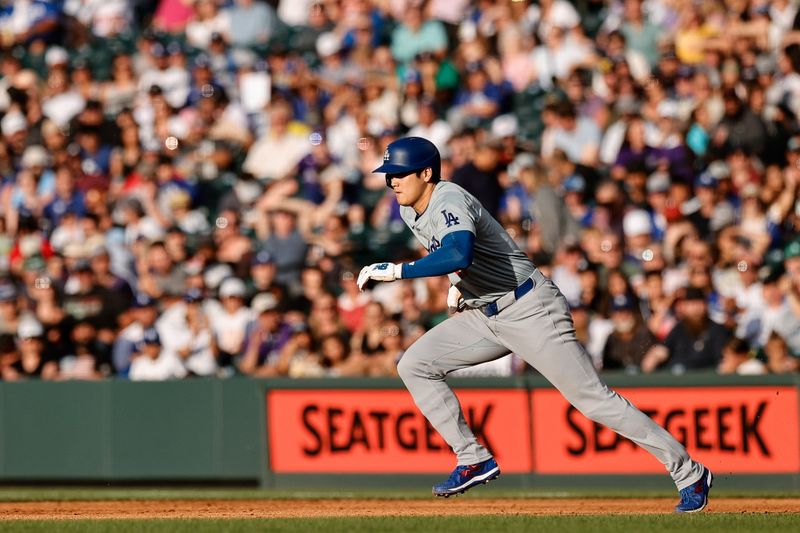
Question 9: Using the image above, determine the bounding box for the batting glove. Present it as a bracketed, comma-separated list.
[357, 262, 402, 291]
[447, 284, 463, 312]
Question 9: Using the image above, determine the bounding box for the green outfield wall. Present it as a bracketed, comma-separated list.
[0, 374, 798, 489]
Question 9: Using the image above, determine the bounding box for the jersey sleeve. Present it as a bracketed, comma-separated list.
[429, 187, 477, 240]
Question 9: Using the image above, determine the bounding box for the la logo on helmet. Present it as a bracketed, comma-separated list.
[383, 149, 390, 161]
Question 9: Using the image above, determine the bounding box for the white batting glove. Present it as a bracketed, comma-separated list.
[447, 284, 463, 312]
[357, 262, 403, 291]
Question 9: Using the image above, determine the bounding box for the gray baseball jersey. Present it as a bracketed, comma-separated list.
[400, 181, 535, 306]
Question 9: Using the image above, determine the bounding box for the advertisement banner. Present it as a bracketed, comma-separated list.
[531, 387, 800, 474]
[268, 389, 531, 473]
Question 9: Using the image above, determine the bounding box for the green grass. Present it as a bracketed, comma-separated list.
[2, 515, 800, 533]
[0, 487, 797, 502]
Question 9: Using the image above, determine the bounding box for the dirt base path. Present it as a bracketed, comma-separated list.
[1, 498, 800, 520]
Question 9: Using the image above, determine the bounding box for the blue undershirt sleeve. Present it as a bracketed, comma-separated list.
[401, 231, 474, 279]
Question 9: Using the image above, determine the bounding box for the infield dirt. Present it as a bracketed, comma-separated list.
[1, 498, 799, 520]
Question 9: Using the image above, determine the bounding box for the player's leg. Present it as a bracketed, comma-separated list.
[496, 280, 705, 491]
[397, 309, 509, 466]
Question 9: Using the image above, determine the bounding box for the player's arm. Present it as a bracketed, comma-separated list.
[400, 230, 474, 278]
[356, 231, 475, 290]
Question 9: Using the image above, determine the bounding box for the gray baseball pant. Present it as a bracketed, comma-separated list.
[397, 277, 704, 490]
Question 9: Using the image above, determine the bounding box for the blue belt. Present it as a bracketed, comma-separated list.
[482, 276, 536, 317]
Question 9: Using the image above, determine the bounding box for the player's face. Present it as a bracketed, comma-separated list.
[386, 168, 428, 207]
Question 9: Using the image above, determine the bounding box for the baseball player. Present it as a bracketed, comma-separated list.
[358, 137, 712, 512]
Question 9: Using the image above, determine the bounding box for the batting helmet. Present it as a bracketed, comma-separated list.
[373, 137, 441, 179]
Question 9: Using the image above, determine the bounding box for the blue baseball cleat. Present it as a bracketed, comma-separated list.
[675, 467, 713, 513]
[432, 458, 500, 498]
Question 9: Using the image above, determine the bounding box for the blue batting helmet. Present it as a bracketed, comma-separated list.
[373, 137, 441, 177]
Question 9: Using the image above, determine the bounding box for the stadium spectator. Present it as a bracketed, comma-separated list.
[642, 287, 732, 373]
[128, 326, 187, 380]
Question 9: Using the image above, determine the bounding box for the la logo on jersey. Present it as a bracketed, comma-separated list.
[441, 210, 460, 228]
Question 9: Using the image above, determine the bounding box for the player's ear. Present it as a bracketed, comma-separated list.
[421, 167, 434, 183]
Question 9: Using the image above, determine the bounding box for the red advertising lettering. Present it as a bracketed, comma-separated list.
[531, 387, 799, 474]
[268, 389, 532, 473]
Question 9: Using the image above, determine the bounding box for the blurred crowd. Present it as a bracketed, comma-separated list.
[0, 0, 799, 381]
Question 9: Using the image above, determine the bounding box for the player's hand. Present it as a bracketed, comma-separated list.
[357, 262, 402, 291]
[447, 284, 463, 313]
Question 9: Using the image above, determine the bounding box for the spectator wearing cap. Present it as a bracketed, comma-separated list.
[1, 111, 28, 155]
[641, 287, 732, 373]
[0, 283, 24, 335]
[169, 190, 211, 237]
[60, 254, 117, 334]
[645, 171, 671, 240]
[449, 61, 502, 130]
[621, 161, 651, 211]
[601, 293, 657, 372]
[89, 243, 133, 316]
[0, 0, 61, 47]
[315, 32, 360, 90]
[647, 101, 695, 184]
[158, 289, 218, 377]
[389, 2, 447, 64]
[206, 277, 253, 369]
[15, 145, 56, 202]
[75, 124, 113, 181]
[129, 326, 187, 381]
[246, 250, 285, 305]
[717, 337, 766, 375]
[621, 209, 654, 278]
[239, 292, 291, 376]
[3, 317, 58, 380]
[112, 293, 160, 375]
[59, 319, 110, 380]
[685, 171, 722, 240]
[137, 42, 190, 110]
